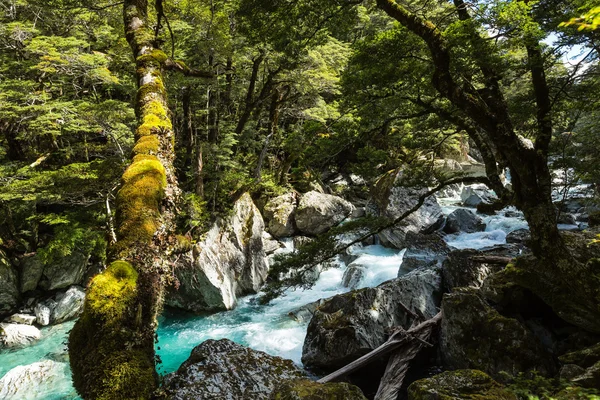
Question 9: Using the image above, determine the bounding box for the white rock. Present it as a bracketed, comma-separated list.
[0, 323, 41, 348]
[51, 286, 85, 324]
[34, 300, 56, 326]
[6, 314, 36, 325]
[0, 360, 72, 399]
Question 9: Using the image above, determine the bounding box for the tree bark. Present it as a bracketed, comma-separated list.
[69, 1, 180, 398]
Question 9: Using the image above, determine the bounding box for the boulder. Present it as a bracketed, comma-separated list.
[302, 268, 441, 370]
[443, 208, 486, 234]
[293, 236, 314, 249]
[0, 360, 74, 399]
[407, 369, 517, 400]
[167, 193, 269, 312]
[371, 171, 444, 249]
[0, 322, 41, 348]
[51, 286, 85, 323]
[506, 229, 530, 245]
[161, 339, 306, 399]
[34, 300, 56, 327]
[262, 232, 284, 255]
[341, 262, 366, 289]
[38, 250, 89, 291]
[461, 185, 494, 208]
[6, 313, 36, 325]
[264, 193, 299, 238]
[442, 248, 508, 291]
[440, 289, 556, 379]
[571, 361, 600, 389]
[288, 298, 330, 323]
[557, 212, 577, 225]
[0, 251, 19, 315]
[400, 232, 450, 273]
[19, 253, 44, 293]
[295, 191, 354, 235]
[269, 379, 367, 400]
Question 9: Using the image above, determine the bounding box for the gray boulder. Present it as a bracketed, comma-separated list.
[0, 251, 19, 315]
[262, 232, 284, 255]
[443, 208, 486, 234]
[341, 262, 367, 289]
[38, 251, 89, 291]
[19, 253, 44, 293]
[51, 286, 85, 323]
[400, 232, 450, 273]
[295, 191, 354, 235]
[6, 314, 36, 325]
[34, 301, 55, 327]
[371, 171, 444, 249]
[302, 268, 441, 370]
[263, 193, 298, 238]
[0, 323, 41, 348]
[269, 380, 367, 400]
[162, 339, 306, 399]
[460, 186, 494, 208]
[506, 228, 530, 245]
[0, 360, 74, 399]
[167, 193, 269, 312]
[440, 289, 556, 379]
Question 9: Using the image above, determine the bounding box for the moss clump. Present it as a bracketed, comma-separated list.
[69, 261, 157, 400]
[136, 49, 168, 64]
[408, 370, 517, 400]
[132, 135, 160, 157]
[115, 157, 166, 254]
[270, 379, 367, 400]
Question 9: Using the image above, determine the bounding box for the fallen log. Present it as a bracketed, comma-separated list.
[317, 312, 442, 385]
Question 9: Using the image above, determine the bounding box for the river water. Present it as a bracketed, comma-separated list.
[0, 190, 531, 399]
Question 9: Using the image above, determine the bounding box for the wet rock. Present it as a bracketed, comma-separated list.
[407, 369, 517, 400]
[443, 208, 486, 234]
[263, 232, 284, 255]
[557, 213, 577, 225]
[295, 191, 354, 235]
[19, 253, 44, 293]
[0, 360, 73, 399]
[440, 289, 556, 379]
[400, 232, 450, 273]
[51, 286, 85, 324]
[341, 262, 367, 289]
[288, 298, 330, 323]
[0, 251, 19, 315]
[302, 268, 441, 370]
[162, 339, 306, 399]
[167, 193, 269, 312]
[34, 300, 56, 327]
[442, 248, 503, 291]
[461, 185, 494, 208]
[269, 379, 367, 400]
[506, 229, 530, 245]
[293, 236, 314, 249]
[0, 322, 41, 348]
[264, 193, 299, 238]
[38, 250, 90, 291]
[371, 171, 444, 249]
[6, 313, 36, 325]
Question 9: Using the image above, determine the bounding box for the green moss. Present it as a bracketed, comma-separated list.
[132, 136, 160, 156]
[136, 49, 168, 64]
[270, 379, 367, 400]
[69, 261, 157, 399]
[408, 370, 517, 400]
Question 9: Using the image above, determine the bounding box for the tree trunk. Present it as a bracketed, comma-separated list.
[254, 87, 282, 181]
[69, 1, 180, 398]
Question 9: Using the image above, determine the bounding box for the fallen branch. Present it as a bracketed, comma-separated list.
[318, 312, 442, 384]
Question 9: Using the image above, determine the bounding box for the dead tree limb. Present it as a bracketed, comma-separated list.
[318, 312, 442, 384]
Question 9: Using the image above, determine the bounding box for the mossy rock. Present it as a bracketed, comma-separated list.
[560, 343, 600, 369]
[69, 261, 156, 400]
[269, 379, 367, 400]
[440, 288, 556, 380]
[407, 369, 517, 399]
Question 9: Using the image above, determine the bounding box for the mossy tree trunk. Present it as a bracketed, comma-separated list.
[69, 1, 180, 398]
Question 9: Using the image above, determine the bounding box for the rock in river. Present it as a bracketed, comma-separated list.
[295, 191, 354, 235]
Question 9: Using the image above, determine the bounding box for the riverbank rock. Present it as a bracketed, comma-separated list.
[0, 360, 73, 399]
[269, 380, 367, 400]
[34, 300, 56, 326]
[167, 193, 269, 312]
[400, 232, 450, 273]
[6, 313, 36, 325]
[443, 209, 486, 234]
[372, 170, 444, 249]
[264, 193, 299, 238]
[302, 268, 441, 369]
[19, 253, 44, 293]
[341, 262, 367, 289]
[0, 322, 41, 348]
[506, 229, 530, 245]
[38, 250, 89, 291]
[440, 289, 555, 379]
[461, 185, 494, 207]
[295, 191, 354, 235]
[442, 248, 511, 291]
[0, 251, 19, 315]
[161, 339, 306, 399]
[407, 369, 517, 400]
[51, 286, 85, 323]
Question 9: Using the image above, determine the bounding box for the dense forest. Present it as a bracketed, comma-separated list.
[1, 0, 600, 399]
